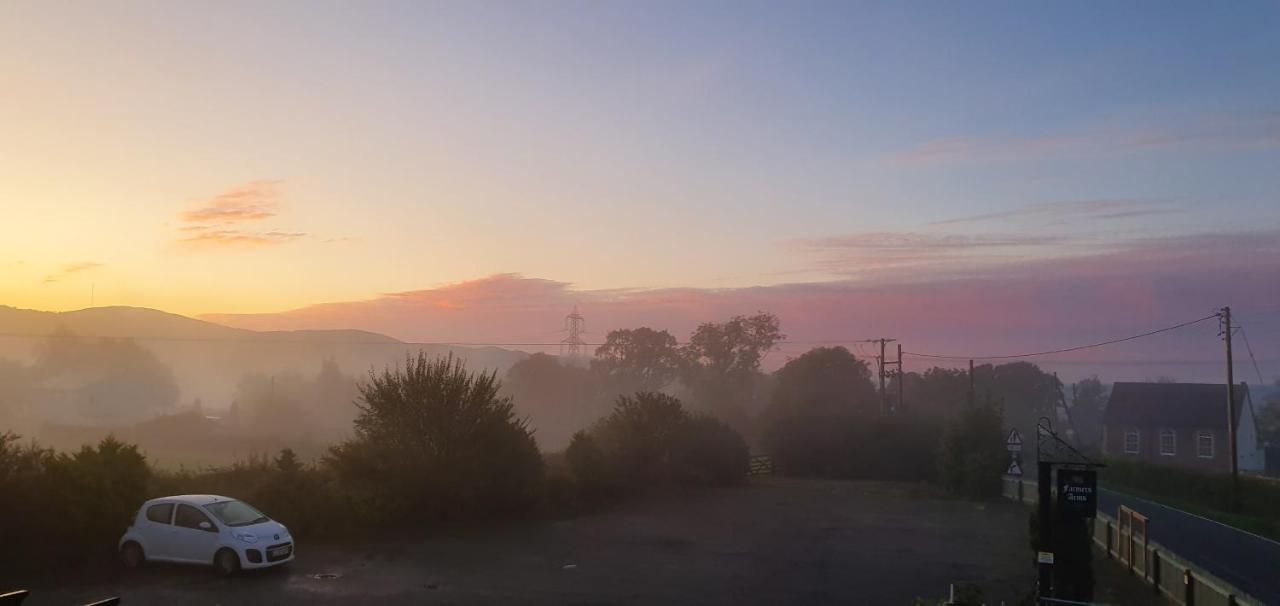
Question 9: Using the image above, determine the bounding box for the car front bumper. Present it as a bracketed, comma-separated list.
[238, 541, 294, 569]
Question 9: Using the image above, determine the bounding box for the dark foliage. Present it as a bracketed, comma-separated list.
[680, 313, 783, 432]
[769, 347, 877, 417]
[937, 399, 1007, 498]
[152, 448, 349, 538]
[504, 353, 601, 451]
[1101, 458, 1280, 535]
[763, 347, 937, 481]
[568, 392, 749, 493]
[765, 411, 941, 481]
[0, 433, 150, 574]
[592, 327, 682, 396]
[326, 353, 544, 524]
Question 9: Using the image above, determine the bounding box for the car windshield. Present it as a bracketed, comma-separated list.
[203, 500, 269, 527]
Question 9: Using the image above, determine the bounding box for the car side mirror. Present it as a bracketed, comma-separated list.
[199, 521, 213, 530]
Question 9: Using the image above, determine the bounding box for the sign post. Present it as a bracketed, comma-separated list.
[1006, 428, 1024, 477]
[1034, 417, 1105, 603]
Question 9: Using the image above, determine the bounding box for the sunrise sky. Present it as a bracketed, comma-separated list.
[2, 2, 1278, 379]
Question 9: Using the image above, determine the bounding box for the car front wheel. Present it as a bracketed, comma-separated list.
[215, 548, 241, 575]
[120, 542, 144, 569]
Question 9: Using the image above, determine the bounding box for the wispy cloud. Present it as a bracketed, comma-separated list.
[787, 231, 1072, 275]
[178, 181, 308, 249]
[180, 180, 281, 223]
[180, 230, 306, 249]
[893, 114, 1280, 165]
[43, 261, 103, 283]
[930, 198, 1178, 226]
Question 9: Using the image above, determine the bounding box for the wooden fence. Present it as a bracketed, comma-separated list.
[1002, 476, 1263, 606]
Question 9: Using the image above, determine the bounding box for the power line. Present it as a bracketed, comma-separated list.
[1237, 323, 1268, 386]
[0, 331, 885, 349]
[902, 312, 1220, 361]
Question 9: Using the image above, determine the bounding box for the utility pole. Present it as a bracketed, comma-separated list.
[1221, 306, 1240, 511]
[876, 338, 898, 415]
[897, 343, 904, 413]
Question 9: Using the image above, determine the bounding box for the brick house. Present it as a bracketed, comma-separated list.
[1101, 382, 1264, 473]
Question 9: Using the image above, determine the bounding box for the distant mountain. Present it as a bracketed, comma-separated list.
[0, 305, 402, 344]
[0, 305, 529, 427]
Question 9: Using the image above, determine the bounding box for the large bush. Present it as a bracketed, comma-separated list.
[761, 346, 941, 481]
[0, 433, 150, 574]
[325, 353, 544, 524]
[568, 392, 748, 493]
[152, 448, 348, 538]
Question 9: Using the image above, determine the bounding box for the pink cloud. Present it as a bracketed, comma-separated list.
[180, 181, 282, 224]
[176, 181, 315, 250]
[179, 229, 306, 249]
[201, 229, 1280, 383]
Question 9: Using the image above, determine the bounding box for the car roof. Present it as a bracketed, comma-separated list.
[147, 495, 237, 506]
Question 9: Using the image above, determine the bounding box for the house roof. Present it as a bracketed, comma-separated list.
[1103, 382, 1248, 430]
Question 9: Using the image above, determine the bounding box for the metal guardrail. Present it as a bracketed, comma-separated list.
[1002, 475, 1263, 606]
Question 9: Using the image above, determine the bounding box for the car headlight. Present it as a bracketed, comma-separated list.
[234, 531, 259, 544]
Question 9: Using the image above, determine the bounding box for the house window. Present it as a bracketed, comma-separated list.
[1124, 429, 1140, 454]
[1197, 431, 1215, 459]
[1159, 429, 1176, 456]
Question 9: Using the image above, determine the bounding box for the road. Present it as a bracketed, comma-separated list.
[19, 479, 1035, 605]
[1099, 488, 1280, 604]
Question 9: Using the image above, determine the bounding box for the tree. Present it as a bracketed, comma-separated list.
[504, 353, 600, 451]
[312, 357, 361, 438]
[972, 362, 1059, 446]
[0, 358, 30, 427]
[892, 367, 969, 423]
[30, 329, 179, 423]
[1070, 376, 1109, 449]
[937, 398, 1006, 499]
[568, 392, 748, 491]
[768, 347, 876, 417]
[326, 353, 543, 523]
[236, 371, 310, 439]
[592, 327, 681, 395]
[680, 313, 784, 429]
[761, 346, 877, 477]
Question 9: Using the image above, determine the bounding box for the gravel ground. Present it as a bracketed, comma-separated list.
[19, 478, 1037, 605]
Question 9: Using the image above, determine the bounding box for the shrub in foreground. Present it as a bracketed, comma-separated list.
[0, 433, 150, 572]
[325, 353, 544, 524]
[152, 448, 348, 538]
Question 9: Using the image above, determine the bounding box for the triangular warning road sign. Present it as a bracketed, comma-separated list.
[1006, 428, 1023, 452]
[1007, 460, 1023, 476]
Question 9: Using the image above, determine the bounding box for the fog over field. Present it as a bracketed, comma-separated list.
[0, 305, 527, 465]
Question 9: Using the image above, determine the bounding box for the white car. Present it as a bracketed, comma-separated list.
[118, 494, 294, 574]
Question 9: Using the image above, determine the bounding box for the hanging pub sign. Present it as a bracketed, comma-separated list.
[1057, 469, 1097, 519]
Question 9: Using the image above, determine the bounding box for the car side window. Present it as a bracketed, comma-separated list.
[145, 503, 174, 524]
[174, 504, 215, 532]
